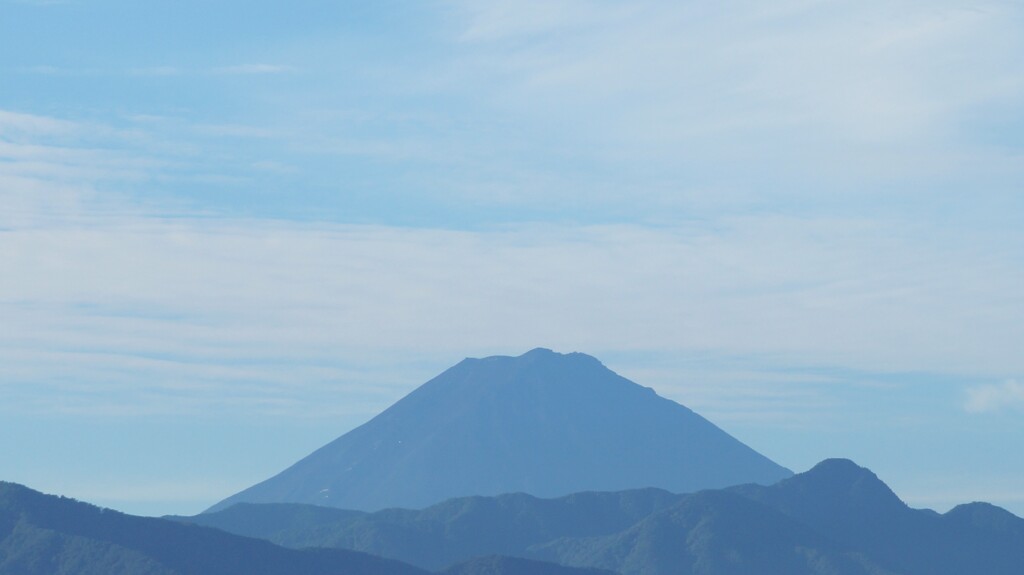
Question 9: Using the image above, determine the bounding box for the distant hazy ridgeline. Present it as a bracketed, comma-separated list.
[0, 482, 612, 575]
[181, 459, 1024, 575]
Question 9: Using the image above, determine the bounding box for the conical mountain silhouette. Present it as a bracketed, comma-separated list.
[209, 349, 791, 512]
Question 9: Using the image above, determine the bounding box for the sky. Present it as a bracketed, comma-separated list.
[1, 0, 1022, 517]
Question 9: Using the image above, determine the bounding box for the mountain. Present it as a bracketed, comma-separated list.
[178, 488, 685, 570]
[0, 481, 427, 575]
[181, 459, 1024, 575]
[539, 459, 1024, 575]
[442, 556, 615, 575]
[209, 348, 791, 512]
[530, 489, 892, 575]
[0, 481, 613, 575]
[729, 459, 1024, 575]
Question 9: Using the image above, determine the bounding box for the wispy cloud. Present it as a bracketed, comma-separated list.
[2, 207, 1022, 418]
[8, 0, 75, 5]
[2, 109, 1022, 420]
[12, 2, 1022, 222]
[440, 0, 1024, 207]
[21, 64, 293, 78]
[126, 64, 294, 78]
[965, 380, 1024, 413]
[0, 109, 79, 138]
[129, 66, 183, 77]
[456, 0, 624, 42]
[210, 64, 294, 75]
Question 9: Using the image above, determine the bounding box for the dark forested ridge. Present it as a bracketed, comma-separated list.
[442, 556, 616, 575]
[722, 459, 1024, 575]
[180, 459, 1024, 575]
[0, 481, 427, 575]
[5, 462, 1023, 575]
[177, 488, 684, 570]
[209, 348, 791, 512]
[0, 482, 598, 575]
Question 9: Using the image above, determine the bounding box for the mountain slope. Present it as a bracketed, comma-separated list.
[185, 459, 1024, 575]
[537, 459, 1024, 575]
[181, 488, 684, 570]
[530, 490, 892, 575]
[210, 348, 791, 512]
[0, 481, 427, 575]
[443, 556, 616, 575]
[1, 482, 607, 575]
[730, 459, 1024, 575]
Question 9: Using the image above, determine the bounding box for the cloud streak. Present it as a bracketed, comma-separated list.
[3, 209, 1022, 418]
[210, 64, 294, 75]
[18, 64, 293, 78]
[965, 380, 1024, 413]
[437, 0, 1024, 213]
[2, 108, 1022, 421]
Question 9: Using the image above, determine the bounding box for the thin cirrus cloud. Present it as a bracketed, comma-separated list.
[3, 208, 1023, 419]
[19, 65, 293, 78]
[9, 0, 73, 5]
[2, 106, 1024, 422]
[210, 64, 295, 75]
[10, 1, 1021, 224]
[443, 0, 1024, 194]
[130, 64, 294, 77]
[0, 109, 80, 138]
[126, 64, 295, 77]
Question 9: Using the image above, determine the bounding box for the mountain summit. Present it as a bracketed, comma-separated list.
[208, 349, 791, 512]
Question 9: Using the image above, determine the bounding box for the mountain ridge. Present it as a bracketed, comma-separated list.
[0, 481, 623, 575]
[179, 487, 685, 570]
[182, 459, 1024, 575]
[0, 481, 427, 575]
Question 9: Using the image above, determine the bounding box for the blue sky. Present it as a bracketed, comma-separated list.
[1, 0, 1023, 516]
